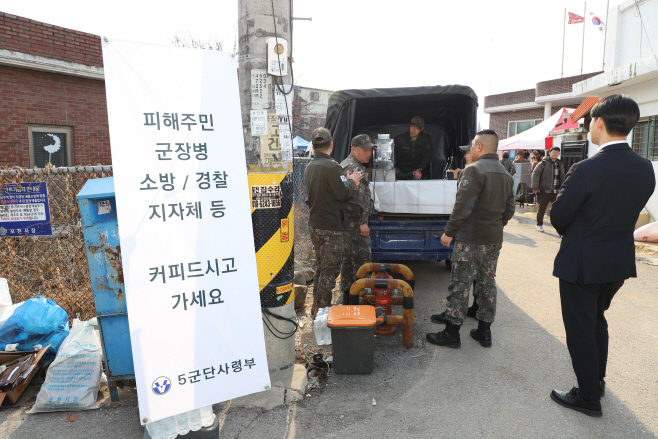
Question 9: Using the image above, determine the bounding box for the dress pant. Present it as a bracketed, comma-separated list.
[559, 278, 625, 401]
[537, 192, 557, 226]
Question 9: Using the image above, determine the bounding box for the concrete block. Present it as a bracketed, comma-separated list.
[294, 285, 308, 310]
[303, 267, 315, 283]
[294, 270, 306, 285]
[231, 386, 285, 411]
[285, 389, 304, 405]
[289, 363, 309, 395]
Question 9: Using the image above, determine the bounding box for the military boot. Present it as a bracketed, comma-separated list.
[470, 320, 492, 347]
[426, 322, 461, 349]
[466, 301, 478, 318]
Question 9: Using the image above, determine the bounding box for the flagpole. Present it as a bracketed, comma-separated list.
[602, 0, 610, 70]
[561, 8, 566, 78]
[581, 1, 586, 75]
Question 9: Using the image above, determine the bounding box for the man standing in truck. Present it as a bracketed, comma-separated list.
[394, 116, 433, 180]
[427, 130, 515, 349]
[339, 134, 376, 305]
[305, 128, 363, 315]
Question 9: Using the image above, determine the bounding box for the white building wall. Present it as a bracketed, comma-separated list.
[615, 0, 658, 68]
[576, 0, 658, 221]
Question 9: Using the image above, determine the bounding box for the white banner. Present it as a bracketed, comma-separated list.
[102, 39, 269, 424]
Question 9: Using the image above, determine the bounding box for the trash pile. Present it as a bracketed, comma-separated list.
[0, 278, 71, 405]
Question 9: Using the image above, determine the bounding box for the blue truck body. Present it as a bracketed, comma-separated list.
[370, 217, 454, 261]
[324, 85, 478, 262]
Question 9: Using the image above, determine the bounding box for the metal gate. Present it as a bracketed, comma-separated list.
[560, 140, 588, 174]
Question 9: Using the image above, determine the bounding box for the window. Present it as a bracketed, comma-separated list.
[28, 126, 73, 168]
[508, 119, 543, 137]
[300, 116, 310, 129]
[309, 92, 319, 101]
[632, 116, 658, 160]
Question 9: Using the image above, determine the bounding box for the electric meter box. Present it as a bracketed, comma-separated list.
[267, 38, 288, 76]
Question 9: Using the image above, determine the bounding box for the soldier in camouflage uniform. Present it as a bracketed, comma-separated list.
[339, 134, 375, 304]
[427, 130, 515, 349]
[304, 128, 364, 314]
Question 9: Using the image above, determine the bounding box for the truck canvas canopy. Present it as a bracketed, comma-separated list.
[324, 85, 478, 174]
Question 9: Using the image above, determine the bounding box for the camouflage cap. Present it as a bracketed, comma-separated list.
[459, 144, 472, 152]
[351, 134, 375, 149]
[410, 116, 424, 129]
[312, 127, 332, 146]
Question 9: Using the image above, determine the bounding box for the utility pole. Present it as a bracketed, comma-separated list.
[237, 0, 297, 394]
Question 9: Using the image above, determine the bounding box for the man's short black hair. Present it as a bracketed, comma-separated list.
[537, 150, 545, 157]
[550, 147, 561, 153]
[590, 94, 640, 137]
[502, 151, 509, 158]
[475, 129, 499, 151]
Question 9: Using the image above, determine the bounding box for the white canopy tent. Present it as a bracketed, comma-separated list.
[498, 108, 576, 151]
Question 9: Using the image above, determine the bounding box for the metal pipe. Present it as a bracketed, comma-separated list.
[349, 278, 414, 348]
[356, 263, 414, 283]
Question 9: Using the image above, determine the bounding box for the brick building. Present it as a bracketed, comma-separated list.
[484, 72, 602, 140]
[0, 12, 109, 167]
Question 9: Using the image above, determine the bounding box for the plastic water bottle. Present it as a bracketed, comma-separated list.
[314, 308, 332, 345]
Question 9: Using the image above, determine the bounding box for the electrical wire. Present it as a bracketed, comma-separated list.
[269, 0, 295, 156]
[634, 0, 658, 72]
[261, 307, 298, 339]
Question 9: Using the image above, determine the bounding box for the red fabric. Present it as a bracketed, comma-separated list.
[545, 137, 553, 150]
[568, 12, 584, 24]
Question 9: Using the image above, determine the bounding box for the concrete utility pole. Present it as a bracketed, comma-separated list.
[237, 0, 299, 399]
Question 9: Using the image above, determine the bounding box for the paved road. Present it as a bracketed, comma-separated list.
[1, 208, 656, 438]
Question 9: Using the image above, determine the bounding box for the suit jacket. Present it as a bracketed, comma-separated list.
[551, 143, 655, 284]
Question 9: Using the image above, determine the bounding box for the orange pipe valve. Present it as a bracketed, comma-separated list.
[355, 263, 414, 337]
[356, 263, 414, 284]
[349, 278, 414, 348]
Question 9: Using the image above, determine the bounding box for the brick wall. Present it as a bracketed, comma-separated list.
[489, 108, 545, 139]
[0, 12, 102, 67]
[484, 89, 535, 109]
[535, 72, 603, 97]
[0, 65, 110, 166]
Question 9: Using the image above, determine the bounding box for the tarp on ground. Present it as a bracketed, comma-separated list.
[498, 108, 578, 151]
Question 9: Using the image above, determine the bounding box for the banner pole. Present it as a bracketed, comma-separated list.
[581, 2, 587, 75]
[561, 8, 566, 78]
[602, 0, 610, 71]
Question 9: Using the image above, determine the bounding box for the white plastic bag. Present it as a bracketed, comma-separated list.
[29, 318, 102, 413]
[0, 278, 11, 307]
[634, 221, 658, 243]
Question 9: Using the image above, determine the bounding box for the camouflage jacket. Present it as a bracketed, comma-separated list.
[340, 154, 371, 225]
[445, 153, 515, 244]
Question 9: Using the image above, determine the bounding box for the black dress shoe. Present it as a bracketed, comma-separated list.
[550, 388, 602, 417]
[430, 311, 448, 324]
[470, 328, 492, 347]
[600, 380, 605, 398]
[426, 330, 460, 349]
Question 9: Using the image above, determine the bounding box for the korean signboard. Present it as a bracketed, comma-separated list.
[102, 39, 269, 424]
[0, 182, 52, 237]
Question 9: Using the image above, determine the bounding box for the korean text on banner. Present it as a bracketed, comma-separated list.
[0, 182, 52, 237]
[101, 39, 269, 425]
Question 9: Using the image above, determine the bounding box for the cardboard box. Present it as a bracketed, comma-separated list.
[0, 344, 50, 406]
[636, 212, 650, 230]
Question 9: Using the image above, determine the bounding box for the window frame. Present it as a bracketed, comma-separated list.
[27, 125, 74, 168]
[631, 116, 658, 161]
[508, 119, 543, 137]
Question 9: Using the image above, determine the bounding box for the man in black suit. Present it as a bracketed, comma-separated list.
[549, 95, 655, 417]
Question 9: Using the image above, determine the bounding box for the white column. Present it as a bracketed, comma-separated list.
[544, 102, 553, 120]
